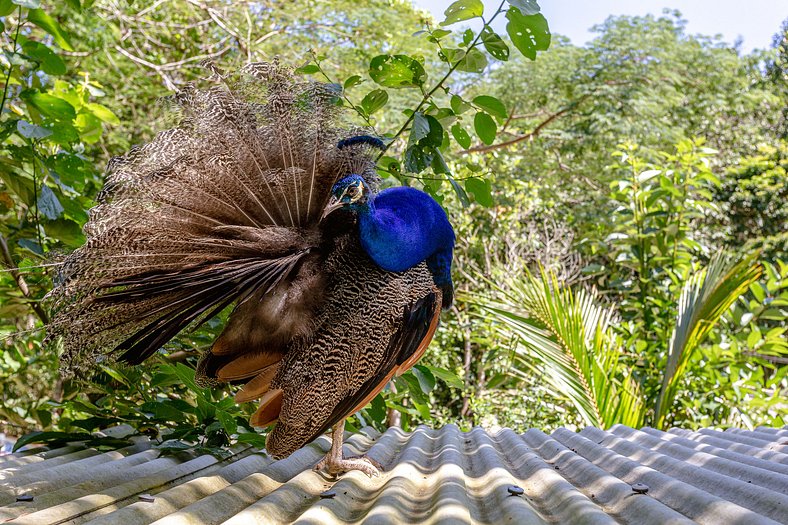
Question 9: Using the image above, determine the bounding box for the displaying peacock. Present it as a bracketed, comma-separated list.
[46, 62, 455, 476]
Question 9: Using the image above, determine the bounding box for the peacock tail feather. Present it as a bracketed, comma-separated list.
[47, 62, 377, 374]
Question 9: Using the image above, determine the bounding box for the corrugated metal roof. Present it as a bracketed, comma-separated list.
[1, 424, 786, 524]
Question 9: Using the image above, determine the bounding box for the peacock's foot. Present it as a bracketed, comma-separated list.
[313, 452, 381, 477]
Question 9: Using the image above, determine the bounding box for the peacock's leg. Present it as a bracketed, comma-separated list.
[313, 419, 380, 477]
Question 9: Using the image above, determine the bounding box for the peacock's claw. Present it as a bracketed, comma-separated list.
[313, 421, 382, 477]
[313, 454, 381, 477]
[346, 454, 383, 472]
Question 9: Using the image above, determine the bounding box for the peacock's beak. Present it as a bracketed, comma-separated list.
[321, 197, 343, 220]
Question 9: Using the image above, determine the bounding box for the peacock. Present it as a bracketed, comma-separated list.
[46, 62, 455, 476]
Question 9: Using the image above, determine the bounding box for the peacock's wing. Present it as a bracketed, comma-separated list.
[245, 238, 442, 458]
[305, 289, 441, 440]
[46, 63, 378, 375]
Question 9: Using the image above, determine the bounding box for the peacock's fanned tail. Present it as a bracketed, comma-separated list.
[46, 62, 379, 376]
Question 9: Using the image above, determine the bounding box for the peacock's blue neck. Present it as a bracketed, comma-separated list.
[353, 187, 455, 308]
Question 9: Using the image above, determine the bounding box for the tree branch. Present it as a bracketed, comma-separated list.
[0, 234, 49, 324]
[465, 105, 574, 154]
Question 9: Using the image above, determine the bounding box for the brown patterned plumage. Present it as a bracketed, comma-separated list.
[46, 62, 446, 475]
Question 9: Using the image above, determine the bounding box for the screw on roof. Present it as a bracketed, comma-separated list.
[507, 485, 524, 496]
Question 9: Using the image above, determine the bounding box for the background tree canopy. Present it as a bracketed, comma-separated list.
[1, 0, 786, 451]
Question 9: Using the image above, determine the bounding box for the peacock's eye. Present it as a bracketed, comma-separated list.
[346, 184, 361, 198]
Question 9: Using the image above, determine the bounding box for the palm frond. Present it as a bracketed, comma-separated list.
[477, 270, 644, 428]
[654, 252, 763, 428]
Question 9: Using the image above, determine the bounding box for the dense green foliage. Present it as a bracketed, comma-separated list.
[1, 0, 785, 450]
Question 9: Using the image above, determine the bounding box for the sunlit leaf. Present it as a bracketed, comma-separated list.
[85, 102, 120, 124]
[456, 48, 487, 73]
[369, 54, 426, 89]
[506, 7, 550, 60]
[450, 95, 471, 115]
[481, 26, 509, 61]
[360, 89, 388, 115]
[448, 175, 470, 206]
[506, 0, 540, 15]
[451, 123, 471, 149]
[294, 64, 320, 74]
[465, 177, 493, 207]
[654, 253, 763, 428]
[343, 75, 362, 89]
[475, 270, 645, 428]
[21, 41, 66, 75]
[0, 1, 17, 16]
[440, 0, 483, 26]
[474, 112, 496, 145]
[24, 92, 76, 121]
[472, 95, 507, 119]
[28, 8, 73, 51]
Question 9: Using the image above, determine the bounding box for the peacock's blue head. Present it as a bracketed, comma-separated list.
[322, 175, 372, 219]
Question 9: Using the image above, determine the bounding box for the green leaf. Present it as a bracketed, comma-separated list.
[294, 64, 320, 74]
[43, 218, 85, 246]
[0, 0, 16, 16]
[37, 184, 63, 219]
[448, 175, 470, 206]
[506, 0, 540, 15]
[430, 29, 452, 40]
[431, 148, 451, 175]
[481, 26, 509, 61]
[472, 95, 507, 119]
[139, 400, 187, 422]
[654, 253, 763, 428]
[21, 41, 66, 75]
[24, 92, 76, 121]
[474, 112, 497, 145]
[456, 48, 488, 73]
[405, 113, 444, 174]
[85, 102, 120, 124]
[378, 155, 401, 176]
[423, 365, 464, 389]
[27, 9, 73, 51]
[216, 409, 237, 436]
[343, 75, 362, 89]
[412, 364, 436, 393]
[476, 270, 645, 428]
[369, 55, 427, 89]
[75, 111, 102, 143]
[451, 123, 471, 149]
[236, 432, 267, 448]
[44, 121, 80, 145]
[360, 89, 388, 115]
[367, 394, 387, 423]
[450, 95, 471, 115]
[465, 177, 493, 207]
[441, 48, 466, 64]
[440, 0, 483, 26]
[409, 112, 442, 147]
[13, 431, 91, 452]
[506, 7, 550, 60]
[16, 119, 52, 139]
